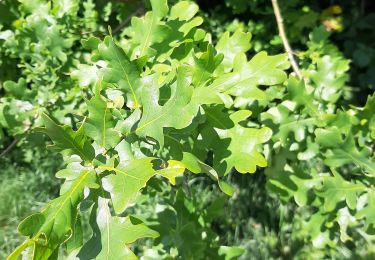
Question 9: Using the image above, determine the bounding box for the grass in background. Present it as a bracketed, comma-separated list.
[0, 148, 62, 258]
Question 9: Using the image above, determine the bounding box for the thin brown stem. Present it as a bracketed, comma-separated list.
[0, 122, 33, 158]
[271, 0, 303, 80]
[0, 138, 19, 157]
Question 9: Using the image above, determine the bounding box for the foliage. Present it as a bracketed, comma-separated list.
[3, 1, 283, 258]
[0, 0, 142, 141]
[261, 31, 375, 257]
[0, 0, 374, 259]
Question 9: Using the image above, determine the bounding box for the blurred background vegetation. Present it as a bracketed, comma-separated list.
[1, 0, 374, 258]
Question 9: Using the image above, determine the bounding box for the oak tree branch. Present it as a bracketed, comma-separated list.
[271, 0, 303, 80]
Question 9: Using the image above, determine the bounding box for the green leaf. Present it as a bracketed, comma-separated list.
[266, 150, 320, 206]
[307, 55, 350, 103]
[287, 77, 319, 117]
[170, 1, 199, 21]
[71, 64, 99, 87]
[357, 94, 375, 139]
[156, 159, 185, 185]
[182, 152, 235, 196]
[66, 214, 83, 253]
[262, 102, 316, 146]
[216, 29, 251, 72]
[129, 0, 169, 58]
[149, 0, 169, 19]
[209, 51, 289, 99]
[149, 1, 204, 62]
[136, 68, 198, 146]
[100, 157, 156, 214]
[316, 131, 375, 176]
[206, 108, 272, 174]
[84, 94, 121, 149]
[315, 127, 344, 147]
[316, 172, 364, 212]
[9, 170, 97, 260]
[116, 109, 142, 135]
[302, 208, 335, 248]
[192, 44, 223, 87]
[93, 36, 141, 109]
[356, 190, 375, 231]
[41, 113, 95, 162]
[52, 0, 79, 18]
[3, 78, 35, 100]
[87, 198, 159, 260]
[218, 246, 245, 260]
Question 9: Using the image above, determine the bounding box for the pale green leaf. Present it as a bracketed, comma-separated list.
[170, 1, 199, 21]
[216, 29, 251, 72]
[156, 160, 185, 185]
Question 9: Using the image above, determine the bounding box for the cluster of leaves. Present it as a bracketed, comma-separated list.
[1, 0, 375, 259]
[204, 0, 373, 104]
[5, 1, 290, 258]
[0, 0, 90, 139]
[262, 30, 375, 254]
[0, 0, 143, 142]
[201, 1, 375, 255]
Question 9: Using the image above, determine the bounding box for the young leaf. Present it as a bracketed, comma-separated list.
[41, 113, 95, 162]
[216, 29, 251, 72]
[93, 36, 141, 109]
[84, 94, 121, 149]
[129, 0, 169, 58]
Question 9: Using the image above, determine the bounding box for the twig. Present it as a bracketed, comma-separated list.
[0, 138, 19, 157]
[112, 5, 144, 35]
[271, 0, 303, 80]
[0, 121, 33, 158]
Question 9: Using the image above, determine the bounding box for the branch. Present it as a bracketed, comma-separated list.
[0, 123, 33, 158]
[271, 0, 303, 80]
[112, 5, 145, 35]
[0, 138, 19, 157]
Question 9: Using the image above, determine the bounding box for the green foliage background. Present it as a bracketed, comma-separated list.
[0, 0, 374, 259]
